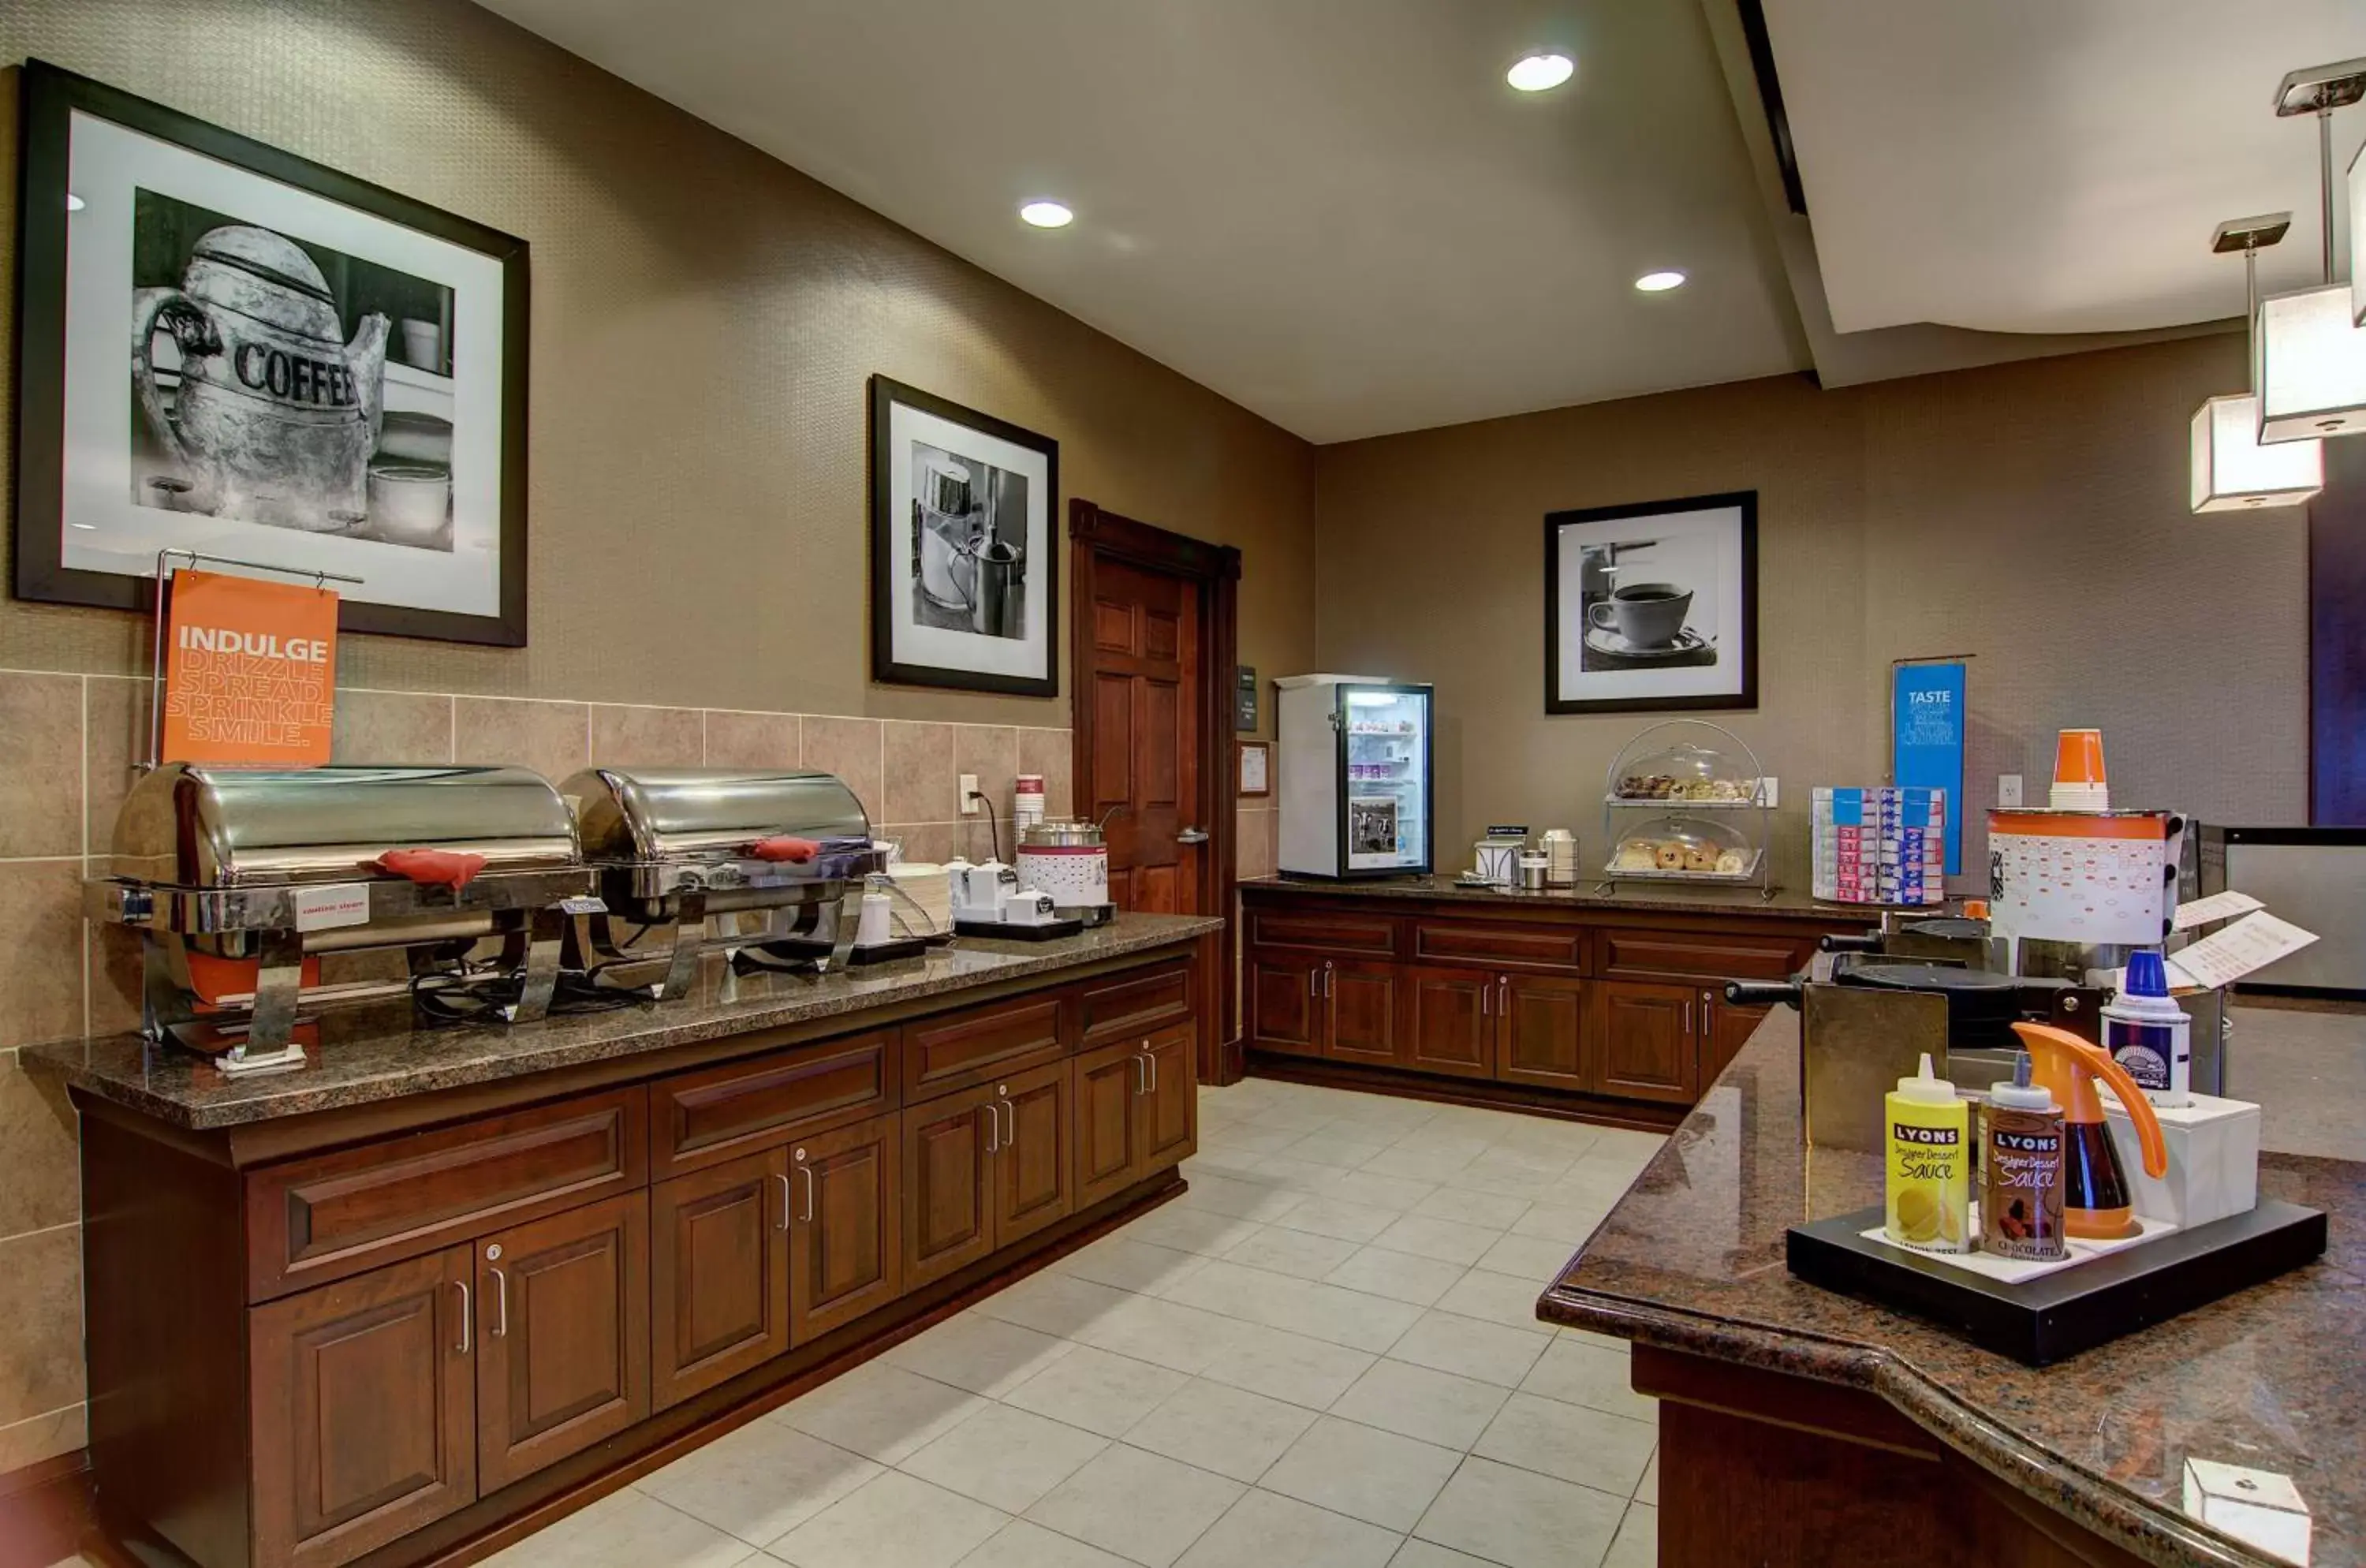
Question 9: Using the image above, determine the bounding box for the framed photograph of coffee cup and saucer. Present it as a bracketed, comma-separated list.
[13, 62, 530, 646]
[1544, 491, 1758, 715]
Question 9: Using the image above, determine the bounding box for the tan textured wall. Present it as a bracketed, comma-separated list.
[1312, 334, 2310, 883]
[0, 0, 1319, 1472]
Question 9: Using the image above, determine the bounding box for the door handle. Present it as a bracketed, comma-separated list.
[996, 1095, 1014, 1148]
[452, 1279, 472, 1355]
[797, 1153, 816, 1223]
[488, 1265, 509, 1339]
[776, 1170, 793, 1230]
[1177, 827, 1210, 845]
[1145, 1046, 1158, 1094]
[1683, 1000, 1695, 1036]
[1323, 961, 1334, 998]
[1133, 1052, 1148, 1096]
[1480, 984, 1491, 1017]
[982, 1102, 999, 1154]
[1499, 976, 1510, 1015]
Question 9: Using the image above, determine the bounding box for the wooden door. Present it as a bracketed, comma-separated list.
[1139, 1025, 1198, 1172]
[901, 1085, 998, 1290]
[1591, 980, 1700, 1103]
[1325, 959, 1401, 1066]
[1084, 555, 1202, 913]
[1497, 974, 1590, 1090]
[473, 1193, 649, 1493]
[1073, 1037, 1145, 1208]
[249, 1246, 476, 1568]
[1248, 953, 1323, 1056]
[1700, 993, 1767, 1085]
[992, 1061, 1074, 1247]
[650, 1148, 788, 1411]
[789, 1114, 902, 1343]
[1405, 967, 1494, 1078]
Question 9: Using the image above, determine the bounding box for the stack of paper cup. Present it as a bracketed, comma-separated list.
[1015, 775, 1046, 831]
[2049, 728, 2111, 811]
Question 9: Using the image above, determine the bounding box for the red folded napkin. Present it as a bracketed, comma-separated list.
[748, 836, 821, 864]
[377, 848, 489, 890]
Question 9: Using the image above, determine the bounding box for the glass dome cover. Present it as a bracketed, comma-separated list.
[1612, 741, 1761, 802]
[1607, 815, 1756, 878]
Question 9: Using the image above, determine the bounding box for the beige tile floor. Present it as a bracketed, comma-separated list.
[477, 1077, 1666, 1568]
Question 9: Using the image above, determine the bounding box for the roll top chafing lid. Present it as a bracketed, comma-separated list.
[107, 763, 584, 888]
[562, 767, 874, 863]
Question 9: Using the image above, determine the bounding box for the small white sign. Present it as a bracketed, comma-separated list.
[292, 883, 371, 932]
[2167, 912, 2321, 991]
[2172, 888, 2266, 931]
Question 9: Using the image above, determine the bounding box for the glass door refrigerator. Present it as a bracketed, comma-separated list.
[1276, 674, 1435, 878]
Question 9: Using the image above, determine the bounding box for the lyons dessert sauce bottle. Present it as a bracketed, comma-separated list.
[1884, 1052, 1970, 1253]
[1982, 1051, 2068, 1261]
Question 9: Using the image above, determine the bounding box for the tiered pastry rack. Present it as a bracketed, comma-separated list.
[1596, 719, 1774, 901]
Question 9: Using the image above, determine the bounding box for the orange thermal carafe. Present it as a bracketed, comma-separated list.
[2010, 1021, 2166, 1240]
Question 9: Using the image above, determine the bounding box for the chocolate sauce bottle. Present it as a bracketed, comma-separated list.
[1982, 1052, 2067, 1262]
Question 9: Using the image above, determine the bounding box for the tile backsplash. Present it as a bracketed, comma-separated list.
[0, 665, 1077, 1474]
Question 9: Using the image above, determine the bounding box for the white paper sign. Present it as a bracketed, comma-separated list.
[2166, 913, 2321, 991]
[2172, 889, 2266, 931]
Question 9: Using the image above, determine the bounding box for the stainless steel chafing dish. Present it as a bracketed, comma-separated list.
[558, 767, 886, 995]
[88, 763, 594, 1069]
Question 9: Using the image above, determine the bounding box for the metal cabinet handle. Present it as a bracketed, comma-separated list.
[983, 1103, 1000, 1153]
[1683, 1000, 1694, 1036]
[775, 1171, 793, 1231]
[1146, 1047, 1157, 1094]
[453, 1279, 471, 1354]
[1177, 827, 1210, 845]
[799, 1163, 815, 1224]
[997, 1098, 1014, 1149]
[1323, 961, 1334, 997]
[1499, 976, 1510, 1014]
[1133, 1052, 1147, 1096]
[489, 1266, 508, 1338]
[1480, 984, 1491, 1017]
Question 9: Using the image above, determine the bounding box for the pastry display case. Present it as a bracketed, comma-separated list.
[1599, 719, 1773, 898]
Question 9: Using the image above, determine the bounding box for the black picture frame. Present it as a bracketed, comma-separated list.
[1543, 490, 1760, 715]
[868, 375, 1060, 697]
[12, 61, 531, 646]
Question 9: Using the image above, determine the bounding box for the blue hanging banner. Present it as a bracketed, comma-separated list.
[1892, 662, 1967, 875]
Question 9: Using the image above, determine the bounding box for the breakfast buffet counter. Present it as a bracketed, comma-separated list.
[1538, 1006, 2364, 1568]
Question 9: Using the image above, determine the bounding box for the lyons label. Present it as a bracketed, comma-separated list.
[1891, 1124, 1961, 1145]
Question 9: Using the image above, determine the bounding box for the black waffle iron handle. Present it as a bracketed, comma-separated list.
[1818, 931, 1881, 954]
[1725, 980, 1803, 1009]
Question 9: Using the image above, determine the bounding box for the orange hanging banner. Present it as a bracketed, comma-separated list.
[160, 569, 339, 766]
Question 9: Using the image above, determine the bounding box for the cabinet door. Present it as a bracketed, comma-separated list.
[650, 1149, 788, 1411]
[1073, 1038, 1145, 1208]
[1497, 974, 1590, 1090]
[1248, 953, 1323, 1056]
[790, 1114, 903, 1343]
[1700, 995, 1767, 1085]
[1405, 968, 1494, 1078]
[901, 1086, 998, 1290]
[1138, 1024, 1197, 1173]
[1325, 960, 1402, 1065]
[250, 1246, 476, 1568]
[993, 1061, 1075, 1248]
[1590, 980, 1700, 1103]
[474, 1193, 650, 1493]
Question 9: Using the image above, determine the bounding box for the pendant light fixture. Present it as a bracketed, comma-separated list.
[2255, 59, 2366, 442]
[2192, 214, 2322, 513]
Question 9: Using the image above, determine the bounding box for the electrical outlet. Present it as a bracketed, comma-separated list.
[959, 774, 980, 814]
[1998, 773, 2024, 808]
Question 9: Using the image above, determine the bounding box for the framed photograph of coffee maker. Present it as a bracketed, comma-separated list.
[12, 62, 531, 646]
[869, 375, 1060, 696]
[1543, 490, 1758, 715]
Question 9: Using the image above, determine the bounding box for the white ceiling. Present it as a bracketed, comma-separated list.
[1763, 0, 2366, 337]
[472, 0, 1809, 443]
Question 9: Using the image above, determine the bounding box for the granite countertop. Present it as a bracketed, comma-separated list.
[1240, 874, 1862, 922]
[1538, 1007, 2364, 1568]
[22, 913, 1222, 1131]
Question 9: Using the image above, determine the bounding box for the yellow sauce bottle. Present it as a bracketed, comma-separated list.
[1885, 1052, 1970, 1253]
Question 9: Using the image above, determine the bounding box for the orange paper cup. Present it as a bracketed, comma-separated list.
[2053, 728, 2107, 790]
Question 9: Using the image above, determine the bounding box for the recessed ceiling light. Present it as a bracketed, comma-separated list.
[65, 192, 85, 212]
[1506, 52, 1575, 92]
[1634, 270, 1688, 293]
[1019, 200, 1073, 229]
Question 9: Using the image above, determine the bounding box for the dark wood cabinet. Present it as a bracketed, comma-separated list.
[902, 994, 1067, 1099]
[1248, 953, 1323, 1057]
[991, 1062, 1074, 1248]
[472, 1194, 649, 1493]
[1497, 973, 1589, 1090]
[1325, 960, 1401, 1064]
[789, 1114, 901, 1343]
[1073, 1038, 1146, 1208]
[900, 1085, 998, 1290]
[650, 1148, 788, 1411]
[249, 1246, 476, 1568]
[652, 1032, 894, 1181]
[1140, 1025, 1197, 1172]
[1591, 980, 1700, 1103]
[1406, 968, 1495, 1077]
[1700, 993, 1768, 1085]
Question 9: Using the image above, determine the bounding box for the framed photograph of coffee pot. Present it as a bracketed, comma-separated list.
[12, 62, 529, 645]
[1543, 491, 1758, 715]
[869, 376, 1059, 697]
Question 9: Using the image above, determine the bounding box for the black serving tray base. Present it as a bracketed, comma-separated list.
[1786, 1200, 2327, 1365]
[953, 917, 1085, 942]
